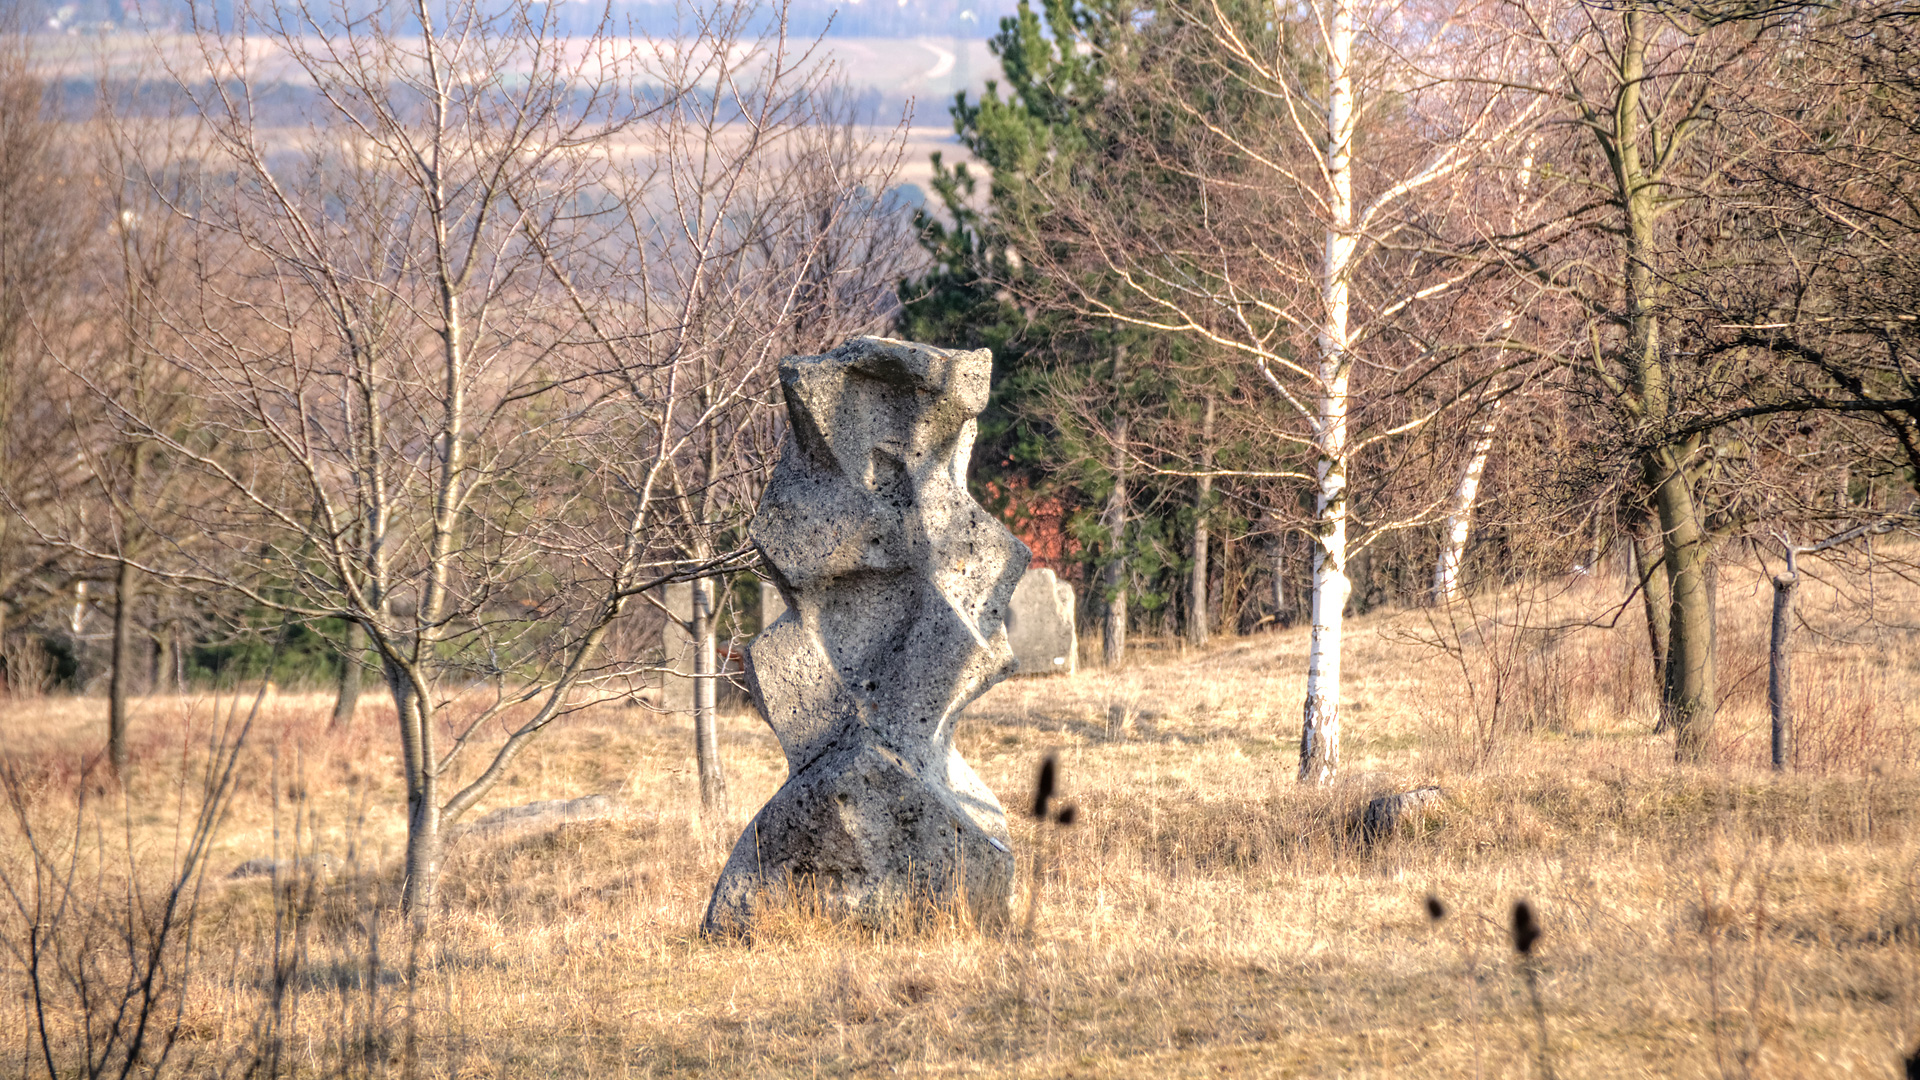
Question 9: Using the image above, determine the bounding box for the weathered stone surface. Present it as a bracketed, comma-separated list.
[228, 853, 338, 880]
[1006, 567, 1077, 676]
[468, 794, 619, 836]
[1359, 785, 1444, 841]
[704, 337, 1028, 935]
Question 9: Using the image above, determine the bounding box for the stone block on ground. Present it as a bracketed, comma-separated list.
[227, 853, 339, 880]
[453, 794, 623, 842]
[1006, 567, 1077, 676]
[1359, 785, 1444, 841]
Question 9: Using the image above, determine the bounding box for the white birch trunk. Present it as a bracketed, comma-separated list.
[693, 574, 728, 815]
[1432, 397, 1503, 604]
[1300, 0, 1355, 785]
[1102, 348, 1129, 667]
[1270, 536, 1286, 620]
[1189, 395, 1215, 647]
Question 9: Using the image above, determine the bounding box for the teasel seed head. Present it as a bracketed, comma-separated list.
[1031, 755, 1057, 820]
[1512, 900, 1541, 956]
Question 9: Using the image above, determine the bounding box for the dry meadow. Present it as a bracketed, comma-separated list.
[3, 557, 1918, 1078]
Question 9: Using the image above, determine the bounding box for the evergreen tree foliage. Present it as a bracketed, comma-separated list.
[899, 0, 1209, 630]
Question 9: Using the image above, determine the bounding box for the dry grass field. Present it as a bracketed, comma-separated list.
[2, 556, 1918, 1078]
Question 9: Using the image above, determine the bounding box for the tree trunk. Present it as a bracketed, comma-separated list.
[331, 620, 363, 730]
[1432, 397, 1501, 604]
[1768, 553, 1796, 772]
[693, 574, 728, 815]
[1300, 0, 1355, 785]
[1705, 558, 1718, 673]
[1102, 349, 1129, 668]
[1189, 395, 1214, 647]
[1648, 444, 1716, 760]
[150, 622, 167, 693]
[1615, 8, 1714, 761]
[392, 668, 440, 922]
[109, 558, 140, 780]
[1217, 526, 1239, 639]
[1631, 521, 1670, 702]
[403, 789, 441, 923]
[1270, 532, 1286, 625]
[169, 619, 184, 694]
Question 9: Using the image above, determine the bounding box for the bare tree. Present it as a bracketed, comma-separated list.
[82, 90, 208, 778]
[0, 34, 92, 691]
[1431, 390, 1505, 604]
[1707, 0, 1920, 502]
[1480, 0, 1840, 759]
[558, 65, 919, 815]
[1430, 145, 1542, 606]
[27, 0, 915, 919]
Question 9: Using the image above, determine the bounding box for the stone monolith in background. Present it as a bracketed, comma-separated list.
[1007, 567, 1077, 676]
[703, 337, 1029, 935]
[757, 578, 786, 635]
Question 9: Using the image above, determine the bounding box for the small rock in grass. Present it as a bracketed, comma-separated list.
[1359, 785, 1444, 841]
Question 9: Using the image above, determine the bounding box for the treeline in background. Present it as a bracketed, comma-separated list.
[896, 0, 1919, 778]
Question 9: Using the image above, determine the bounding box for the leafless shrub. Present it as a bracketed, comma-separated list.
[0, 693, 258, 1078]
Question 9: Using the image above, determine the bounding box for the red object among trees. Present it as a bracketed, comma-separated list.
[976, 476, 1079, 575]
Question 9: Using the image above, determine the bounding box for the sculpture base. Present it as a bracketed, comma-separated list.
[702, 740, 1015, 936]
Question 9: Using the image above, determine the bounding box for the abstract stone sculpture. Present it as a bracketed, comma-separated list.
[703, 337, 1029, 936]
[1006, 567, 1077, 676]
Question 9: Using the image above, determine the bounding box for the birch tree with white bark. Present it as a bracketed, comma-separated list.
[1012, 0, 1542, 781]
[1430, 143, 1541, 605]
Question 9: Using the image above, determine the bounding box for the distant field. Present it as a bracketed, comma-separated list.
[27, 30, 986, 206]
[2, 555, 1917, 1076]
[26, 30, 1003, 114]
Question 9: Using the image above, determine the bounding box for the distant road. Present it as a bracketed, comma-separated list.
[918, 40, 956, 80]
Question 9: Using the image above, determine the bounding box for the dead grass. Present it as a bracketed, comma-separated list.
[2, 557, 1918, 1077]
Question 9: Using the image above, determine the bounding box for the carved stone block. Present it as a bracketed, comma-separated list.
[703, 337, 1029, 935]
[1006, 567, 1077, 676]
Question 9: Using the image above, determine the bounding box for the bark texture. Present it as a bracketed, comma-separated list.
[108, 558, 139, 780]
[1300, 0, 1355, 785]
[1189, 395, 1214, 647]
[693, 574, 728, 815]
[1102, 358, 1129, 668]
[1632, 522, 1670, 699]
[331, 620, 363, 730]
[1647, 447, 1715, 757]
[1432, 398, 1501, 604]
[392, 672, 440, 920]
[1769, 557, 1796, 771]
